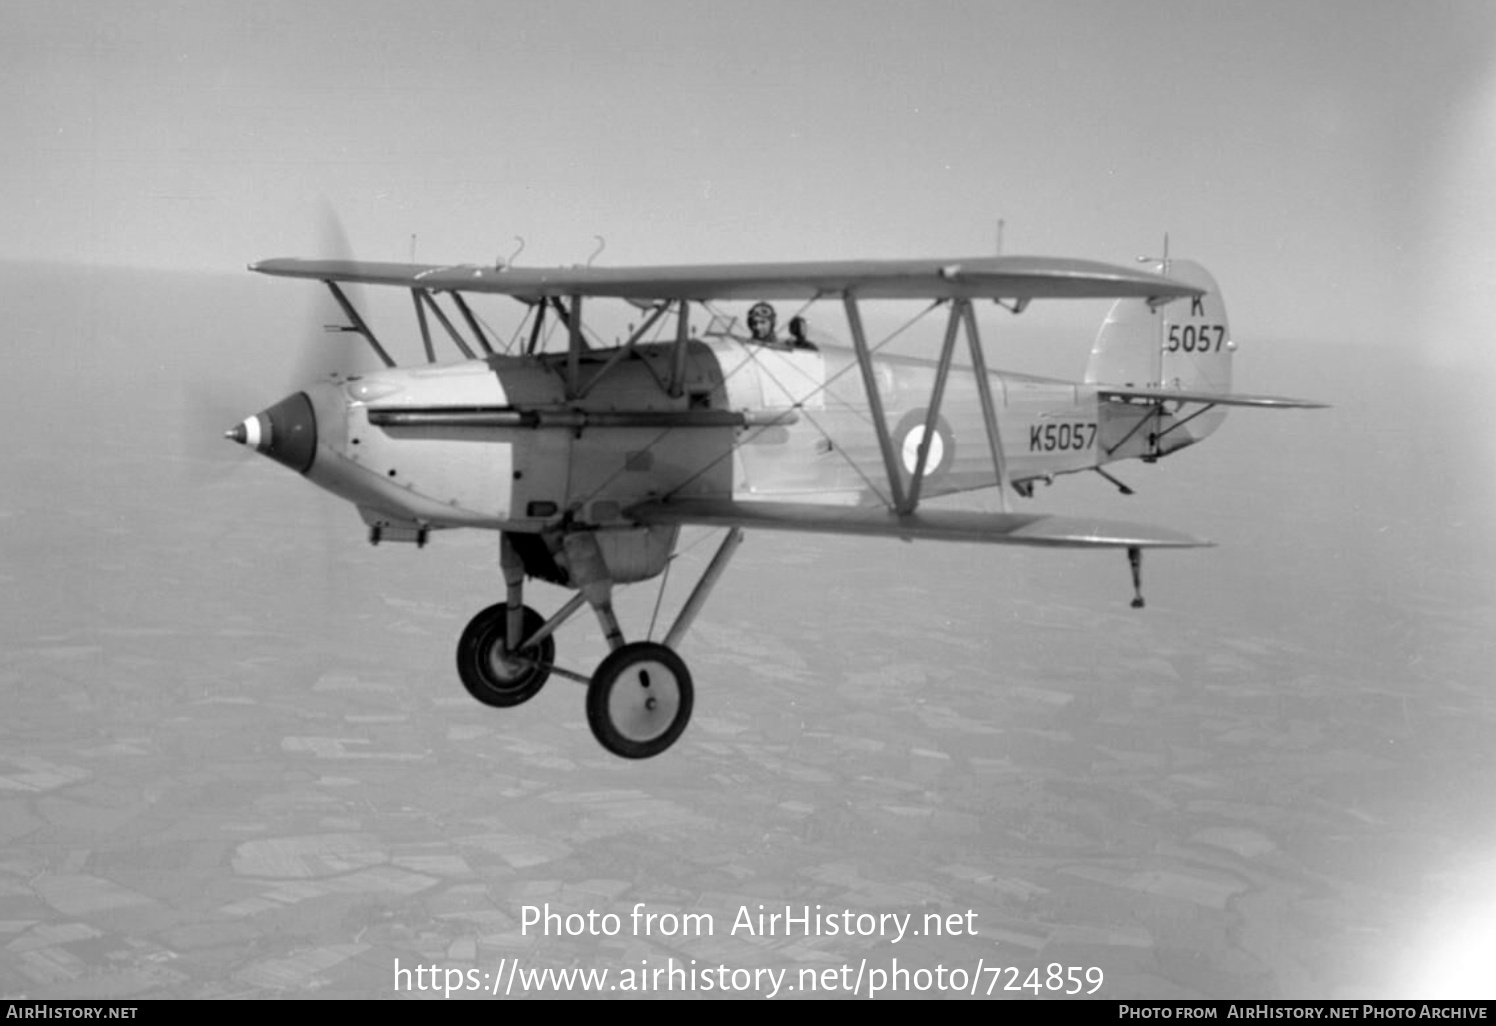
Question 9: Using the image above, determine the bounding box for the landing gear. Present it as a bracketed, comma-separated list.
[454, 527, 743, 759]
[586, 643, 694, 759]
[455, 603, 554, 707]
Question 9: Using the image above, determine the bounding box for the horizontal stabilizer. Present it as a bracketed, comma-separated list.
[1098, 386, 1327, 409]
[629, 499, 1211, 549]
[250, 256, 1202, 303]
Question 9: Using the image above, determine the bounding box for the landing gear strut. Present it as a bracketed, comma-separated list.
[454, 528, 743, 759]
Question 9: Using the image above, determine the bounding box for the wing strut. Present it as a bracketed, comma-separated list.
[663, 527, 744, 649]
[417, 290, 477, 360]
[525, 301, 547, 356]
[411, 289, 437, 363]
[842, 294, 1010, 514]
[669, 301, 691, 398]
[566, 295, 583, 398]
[323, 281, 395, 369]
[449, 292, 495, 356]
[902, 300, 963, 512]
[962, 299, 1012, 513]
[574, 302, 671, 400]
[843, 294, 908, 512]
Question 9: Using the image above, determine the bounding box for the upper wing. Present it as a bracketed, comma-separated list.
[1098, 386, 1328, 409]
[250, 256, 1201, 303]
[628, 498, 1210, 549]
[249, 259, 434, 289]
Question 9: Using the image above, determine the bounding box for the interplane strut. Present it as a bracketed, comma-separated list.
[961, 299, 1012, 513]
[842, 294, 908, 512]
[902, 300, 963, 512]
[840, 293, 1012, 516]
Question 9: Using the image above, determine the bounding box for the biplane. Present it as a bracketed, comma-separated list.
[229, 251, 1323, 758]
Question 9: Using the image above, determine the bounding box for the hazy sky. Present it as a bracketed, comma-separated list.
[4, 1, 1495, 364]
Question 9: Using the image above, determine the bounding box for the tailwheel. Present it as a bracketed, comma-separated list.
[456, 603, 554, 708]
[586, 642, 694, 759]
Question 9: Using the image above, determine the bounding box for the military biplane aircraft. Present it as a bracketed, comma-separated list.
[229, 251, 1323, 758]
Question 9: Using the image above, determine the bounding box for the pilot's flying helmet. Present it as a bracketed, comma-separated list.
[747, 302, 777, 339]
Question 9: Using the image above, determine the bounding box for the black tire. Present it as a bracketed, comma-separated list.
[585, 642, 694, 759]
[455, 603, 553, 708]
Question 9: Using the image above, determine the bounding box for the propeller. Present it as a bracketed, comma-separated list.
[205, 204, 388, 671]
[294, 201, 379, 388]
[179, 204, 380, 483]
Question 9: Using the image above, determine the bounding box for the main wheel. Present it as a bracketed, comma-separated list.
[586, 642, 694, 759]
[456, 603, 554, 708]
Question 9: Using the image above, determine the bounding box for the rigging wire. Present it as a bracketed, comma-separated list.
[658, 298, 945, 502]
[569, 300, 813, 510]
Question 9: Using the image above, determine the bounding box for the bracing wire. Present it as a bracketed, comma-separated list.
[658, 298, 946, 502]
[646, 552, 672, 642]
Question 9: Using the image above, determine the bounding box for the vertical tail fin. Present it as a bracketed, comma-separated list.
[1085, 258, 1232, 442]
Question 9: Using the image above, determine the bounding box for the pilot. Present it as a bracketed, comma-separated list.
[786, 315, 815, 350]
[747, 301, 779, 344]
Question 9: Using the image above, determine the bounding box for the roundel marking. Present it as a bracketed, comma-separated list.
[901, 425, 942, 475]
[892, 409, 955, 485]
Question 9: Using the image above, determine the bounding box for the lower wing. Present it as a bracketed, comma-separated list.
[628, 499, 1210, 549]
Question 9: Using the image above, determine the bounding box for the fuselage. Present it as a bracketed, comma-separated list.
[243, 336, 1207, 543]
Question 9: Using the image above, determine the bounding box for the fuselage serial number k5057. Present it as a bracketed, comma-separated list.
[1028, 422, 1098, 452]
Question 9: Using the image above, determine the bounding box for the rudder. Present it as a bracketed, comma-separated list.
[1085, 259, 1232, 440]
